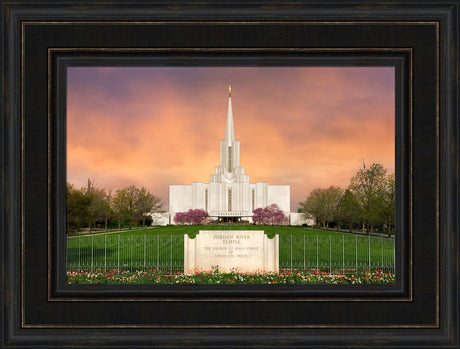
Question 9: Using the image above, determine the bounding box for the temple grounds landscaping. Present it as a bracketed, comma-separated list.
[67, 269, 395, 285]
[68, 224, 376, 238]
[66, 225, 395, 284]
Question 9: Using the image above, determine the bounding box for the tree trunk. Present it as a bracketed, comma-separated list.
[364, 223, 370, 235]
[105, 217, 108, 232]
[118, 219, 121, 230]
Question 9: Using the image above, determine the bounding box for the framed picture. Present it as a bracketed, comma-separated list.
[2, 1, 458, 347]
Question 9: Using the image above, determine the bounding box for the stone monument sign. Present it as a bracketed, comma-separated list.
[184, 230, 279, 274]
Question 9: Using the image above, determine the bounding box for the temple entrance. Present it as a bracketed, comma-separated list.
[219, 217, 240, 223]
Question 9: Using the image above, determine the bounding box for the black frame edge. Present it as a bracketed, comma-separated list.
[2, 1, 459, 348]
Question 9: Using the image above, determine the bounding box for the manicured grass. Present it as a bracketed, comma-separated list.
[72, 224, 334, 239]
[67, 225, 395, 275]
[70, 224, 392, 239]
[73, 224, 384, 238]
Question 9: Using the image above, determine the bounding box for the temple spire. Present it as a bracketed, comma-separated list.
[225, 84, 235, 146]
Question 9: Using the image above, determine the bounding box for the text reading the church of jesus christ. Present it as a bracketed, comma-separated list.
[203, 234, 257, 258]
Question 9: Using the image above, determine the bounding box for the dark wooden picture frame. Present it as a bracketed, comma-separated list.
[1, 1, 458, 348]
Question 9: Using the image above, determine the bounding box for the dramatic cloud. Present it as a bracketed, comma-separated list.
[67, 66, 395, 210]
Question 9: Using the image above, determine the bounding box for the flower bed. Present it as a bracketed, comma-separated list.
[67, 269, 395, 284]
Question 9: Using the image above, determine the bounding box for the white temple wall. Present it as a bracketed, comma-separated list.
[170, 182, 289, 218]
[208, 182, 222, 214]
[240, 182, 252, 213]
[169, 185, 193, 213]
[220, 140, 241, 171]
[192, 182, 207, 210]
[234, 141, 240, 168]
[228, 182, 250, 214]
[289, 212, 315, 226]
[150, 212, 170, 226]
[253, 182, 268, 209]
[268, 185, 291, 212]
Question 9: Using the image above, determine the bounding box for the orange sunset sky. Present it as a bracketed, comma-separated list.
[67, 66, 395, 211]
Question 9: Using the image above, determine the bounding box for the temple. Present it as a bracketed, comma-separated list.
[169, 84, 290, 223]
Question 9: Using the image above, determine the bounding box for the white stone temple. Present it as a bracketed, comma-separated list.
[169, 84, 291, 224]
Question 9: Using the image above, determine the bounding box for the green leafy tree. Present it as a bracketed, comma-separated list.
[66, 183, 90, 233]
[84, 179, 110, 233]
[322, 186, 343, 228]
[300, 186, 343, 229]
[97, 188, 113, 231]
[111, 185, 163, 229]
[336, 189, 362, 232]
[110, 190, 125, 229]
[348, 163, 388, 233]
[299, 188, 325, 227]
[112, 186, 138, 229]
[381, 173, 395, 236]
[137, 187, 164, 228]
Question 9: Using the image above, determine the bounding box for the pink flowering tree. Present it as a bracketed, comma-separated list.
[252, 207, 264, 224]
[187, 209, 209, 225]
[174, 209, 209, 225]
[252, 204, 289, 225]
[173, 212, 188, 225]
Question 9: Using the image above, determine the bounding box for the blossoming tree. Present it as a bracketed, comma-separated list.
[252, 204, 288, 225]
[174, 209, 209, 225]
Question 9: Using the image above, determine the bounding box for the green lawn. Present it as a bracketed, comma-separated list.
[67, 225, 395, 274]
[72, 224, 342, 238]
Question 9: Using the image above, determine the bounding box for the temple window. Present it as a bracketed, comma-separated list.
[228, 146, 232, 172]
[228, 188, 232, 212]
